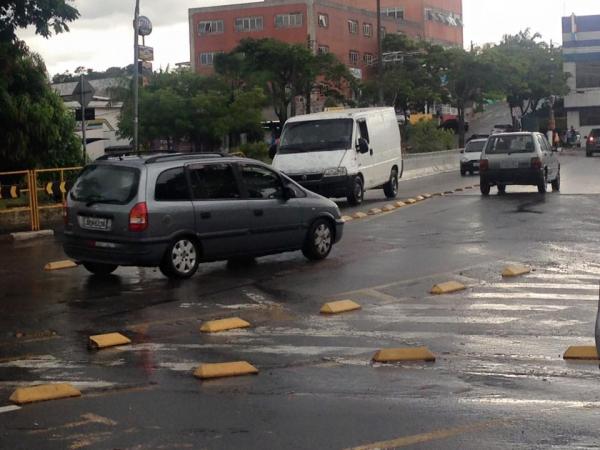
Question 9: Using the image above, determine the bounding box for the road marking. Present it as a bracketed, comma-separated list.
[487, 282, 599, 291]
[346, 419, 509, 450]
[525, 273, 600, 281]
[0, 405, 21, 414]
[469, 292, 598, 301]
[29, 413, 116, 434]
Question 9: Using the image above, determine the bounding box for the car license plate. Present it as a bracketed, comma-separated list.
[473, 161, 479, 167]
[500, 160, 519, 169]
[80, 216, 111, 231]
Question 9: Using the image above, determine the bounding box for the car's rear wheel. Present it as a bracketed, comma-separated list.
[82, 262, 118, 276]
[160, 237, 199, 279]
[460, 168, 467, 176]
[347, 176, 364, 206]
[586, 151, 592, 157]
[497, 184, 506, 195]
[552, 170, 561, 192]
[480, 181, 490, 196]
[302, 219, 334, 261]
[383, 168, 399, 199]
[538, 172, 548, 194]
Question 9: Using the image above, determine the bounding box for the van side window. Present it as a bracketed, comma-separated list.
[155, 167, 190, 201]
[358, 120, 370, 143]
[189, 164, 240, 200]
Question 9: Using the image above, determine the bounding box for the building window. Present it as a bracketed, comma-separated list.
[383, 8, 404, 20]
[198, 20, 224, 35]
[425, 8, 462, 28]
[363, 53, 374, 66]
[349, 50, 359, 66]
[576, 62, 600, 89]
[348, 20, 358, 34]
[363, 23, 372, 37]
[580, 107, 600, 127]
[318, 45, 329, 55]
[318, 13, 328, 28]
[199, 52, 221, 66]
[275, 12, 303, 28]
[235, 16, 263, 32]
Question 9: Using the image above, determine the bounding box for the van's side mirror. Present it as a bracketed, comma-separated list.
[357, 138, 369, 154]
[268, 144, 278, 159]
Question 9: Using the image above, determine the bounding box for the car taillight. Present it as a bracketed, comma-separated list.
[531, 157, 542, 170]
[479, 159, 489, 171]
[589, 136, 595, 143]
[62, 201, 68, 225]
[129, 202, 148, 232]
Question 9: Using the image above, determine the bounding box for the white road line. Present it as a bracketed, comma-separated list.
[486, 282, 599, 291]
[0, 405, 21, 414]
[469, 292, 598, 301]
[526, 273, 600, 281]
[467, 303, 569, 311]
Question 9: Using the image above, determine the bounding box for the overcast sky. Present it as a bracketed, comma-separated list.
[17, 0, 600, 77]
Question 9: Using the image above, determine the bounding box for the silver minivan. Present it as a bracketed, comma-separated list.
[479, 132, 560, 195]
[63, 153, 344, 279]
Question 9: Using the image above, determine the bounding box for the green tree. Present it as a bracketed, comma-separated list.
[0, 42, 81, 170]
[0, 0, 79, 42]
[484, 29, 569, 126]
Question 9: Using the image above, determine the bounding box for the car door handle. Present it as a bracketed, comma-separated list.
[200, 212, 211, 219]
[254, 209, 264, 217]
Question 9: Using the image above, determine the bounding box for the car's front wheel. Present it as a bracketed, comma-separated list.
[160, 237, 199, 279]
[302, 219, 334, 261]
[82, 262, 118, 276]
[346, 176, 364, 206]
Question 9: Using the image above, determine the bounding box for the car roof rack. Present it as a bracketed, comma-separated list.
[144, 152, 226, 164]
[96, 151, 171, 161]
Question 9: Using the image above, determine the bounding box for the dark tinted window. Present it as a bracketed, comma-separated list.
[155, 167, 190, 201]
[358, 120, 370, 143]
[190, 164, 240, 199]
[581, 108, 600, 127]
[240, 165, 283, 199]
[465, 141, 485, 152]
[279, 119, 354, 153]
[71, 165, 139, 204]
[590, 129, 600, 138]
[485, 135, 535, 154]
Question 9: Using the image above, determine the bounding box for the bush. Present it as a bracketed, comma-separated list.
[236, 142, 270, 162]
[405, 119, 456, 153]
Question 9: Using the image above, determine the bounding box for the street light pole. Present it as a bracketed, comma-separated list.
[376, 0, 383, 106]
[133, 0, 140, 153]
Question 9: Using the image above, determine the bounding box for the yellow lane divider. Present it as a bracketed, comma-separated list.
[200, 317, 251, 333]
[502, 264, 531, 278]
[382, 204, 396, 212]
[373, 347, 436, 363]
[430, 281, 466, 295]
[563, 346, 599, 360]
[89, 332, 131, 350]
[10, 383, 81, 405]
[44, 260, 78, 271]
[194, 361, 258, 379]
[321, 300, 361, 314]
[368, 208, 383, 215]
[353, 212, 368, 219]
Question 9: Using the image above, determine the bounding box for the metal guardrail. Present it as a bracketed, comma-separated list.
[0, 167, 82, 231]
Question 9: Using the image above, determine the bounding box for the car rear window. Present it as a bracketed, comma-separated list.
[71, 165, 139, 204]
[465, 141, 485, 152]
[485, 135, 535, 154]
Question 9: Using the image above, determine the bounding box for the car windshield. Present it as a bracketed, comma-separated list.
[485, 135, 535, 154]
[278, 119, 353, 153]
[71, 165, 139, 204]
[465, 141, 486, 153]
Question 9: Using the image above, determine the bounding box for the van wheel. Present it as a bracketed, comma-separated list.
[347, 176, 364, 206]
[383, 168, 399, 198]
[551, 170, 561, 192]
[82, 262, 117, 276]
[302, 219, 333, 261]
[160, 237, 199, 279]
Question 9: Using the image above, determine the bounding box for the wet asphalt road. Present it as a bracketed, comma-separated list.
[2, 151, 600, 449]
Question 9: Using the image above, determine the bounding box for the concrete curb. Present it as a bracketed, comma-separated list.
[9, 230, 54, 242]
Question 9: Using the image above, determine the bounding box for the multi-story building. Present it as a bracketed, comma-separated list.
[188, 0, 463, 78]
[562, 14, 600, 137]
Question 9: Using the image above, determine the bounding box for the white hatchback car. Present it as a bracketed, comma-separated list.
[460, 139, 487, 176]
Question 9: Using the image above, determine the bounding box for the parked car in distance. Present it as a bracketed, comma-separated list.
[63, 153, 344, 279]
[460, 138, 487, 176]
[479, 132, 560, 195]
[586, 129, 600, 157]
[272, 108, 403, 206]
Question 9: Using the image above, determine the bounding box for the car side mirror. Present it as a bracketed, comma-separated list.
[357, 138, 369, 154]
[268, 144, 278, 159]
[283, 186, 296, 200]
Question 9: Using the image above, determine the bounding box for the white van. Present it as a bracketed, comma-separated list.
[272, 108, 403, 205]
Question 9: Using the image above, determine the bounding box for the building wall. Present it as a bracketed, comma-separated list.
[562, 14, 600, 136]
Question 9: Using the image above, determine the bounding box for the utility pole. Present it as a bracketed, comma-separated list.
[133, 0, 140, 153]
[80, 73, 87, 162]
[376, 0, 383, 106]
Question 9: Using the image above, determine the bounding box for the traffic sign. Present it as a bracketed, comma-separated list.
[138, 45, 154, 62]
[138, 16, 153, 36]
[72, 79, 95, 107]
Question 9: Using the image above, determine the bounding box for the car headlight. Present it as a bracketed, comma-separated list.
[323, 167, 347, 177]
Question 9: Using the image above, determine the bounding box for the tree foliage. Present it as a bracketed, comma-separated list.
[0, 0, 79, 42]
[118, 71, 267, 151]
[0, 42, 81, 170]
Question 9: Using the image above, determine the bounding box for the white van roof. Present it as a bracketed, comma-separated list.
[285, 107, 395, 123]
